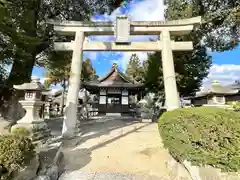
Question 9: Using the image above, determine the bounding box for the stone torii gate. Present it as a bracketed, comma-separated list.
[50, 16, 201, 137]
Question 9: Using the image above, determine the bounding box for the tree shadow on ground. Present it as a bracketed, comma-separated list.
[62, 122, 151, 171]
[46, 116, 141, 146]
[87, 122, 151, 152]
[45, 117, 64, 137]
[60, 148, 92, 171]
[46, 116, 153, 171]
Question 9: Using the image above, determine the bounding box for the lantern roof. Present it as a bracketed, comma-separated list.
[13, 77, 47, 91]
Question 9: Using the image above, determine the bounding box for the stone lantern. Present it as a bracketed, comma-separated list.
[11, 77, 51, 141]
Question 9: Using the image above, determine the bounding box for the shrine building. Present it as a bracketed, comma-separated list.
[83, 63, 145, 115]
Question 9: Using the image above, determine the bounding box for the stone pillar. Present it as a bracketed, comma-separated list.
[160, 30, 180, 111]
[62, 31, 84, 137]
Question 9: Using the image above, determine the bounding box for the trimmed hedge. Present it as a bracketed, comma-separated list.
[0, 135, 35, 179]
[158, 107, 240, 172]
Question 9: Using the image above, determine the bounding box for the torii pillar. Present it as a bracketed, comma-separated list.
[62, 31, 84, 137]
[160, 30, 180, 110]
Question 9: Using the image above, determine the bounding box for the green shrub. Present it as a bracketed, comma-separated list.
[0, 135, 35, 179]
[158, 107, 240, 172]
[227, 101, 240, 111]
[11, 127, 30, 136]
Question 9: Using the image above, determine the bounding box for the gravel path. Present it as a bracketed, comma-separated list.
[59, 171, 169, 180]
[51, 117, 171, 179]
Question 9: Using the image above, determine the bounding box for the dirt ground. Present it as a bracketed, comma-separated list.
[58, 117, 171, 179]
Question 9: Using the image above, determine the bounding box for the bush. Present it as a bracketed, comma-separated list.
[11, 127, 30, 137]
[158, 107, 240, 172]
[0, 135, 35, 179]
[227, 101, 240, 111]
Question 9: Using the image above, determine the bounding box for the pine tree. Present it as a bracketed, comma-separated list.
[125, 54, 145, 83]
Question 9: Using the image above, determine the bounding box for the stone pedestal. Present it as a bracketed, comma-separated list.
[11, 100, 51, 141]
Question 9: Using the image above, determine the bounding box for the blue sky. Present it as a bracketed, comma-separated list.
[32, 0, 240, 88]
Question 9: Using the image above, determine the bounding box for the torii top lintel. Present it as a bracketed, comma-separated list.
[49, 16, 201, 36]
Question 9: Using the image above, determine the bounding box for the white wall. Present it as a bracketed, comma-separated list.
[99, 96, 106, 104]
[121, 90, 128, 105]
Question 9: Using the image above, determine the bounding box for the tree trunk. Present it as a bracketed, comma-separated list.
[0, 55, 35, 100]
[7, 55, 36, 85]
[0, 54, 36, 124]
[0, 54, 36, 100]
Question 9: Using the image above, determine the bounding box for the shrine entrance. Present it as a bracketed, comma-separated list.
[106, 94, 121, 112]
[49, 15, 201, 136]
[107, 94, 121, 106]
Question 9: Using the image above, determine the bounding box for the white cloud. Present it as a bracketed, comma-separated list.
[118, 52, 149, 70]
[98, 0, 165, 70]
[99, 0, 166, 21]
[127, 0, 166, 21]
[203, 64, 240, 87]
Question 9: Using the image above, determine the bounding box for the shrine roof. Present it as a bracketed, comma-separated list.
[83, 81, 144, 88]
[194, 81, 239, 98]
[98, 63, 132, 83]
[83, 63, 144, 89]
[225, 83, 240, 90]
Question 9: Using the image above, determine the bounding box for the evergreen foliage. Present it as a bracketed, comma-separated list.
[44, 51, 98, 89]
[125, 54, 145, 83]
[0, 135, 35, 179]
[0, 0, 125, 100]
[158, 107, 240, 172]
